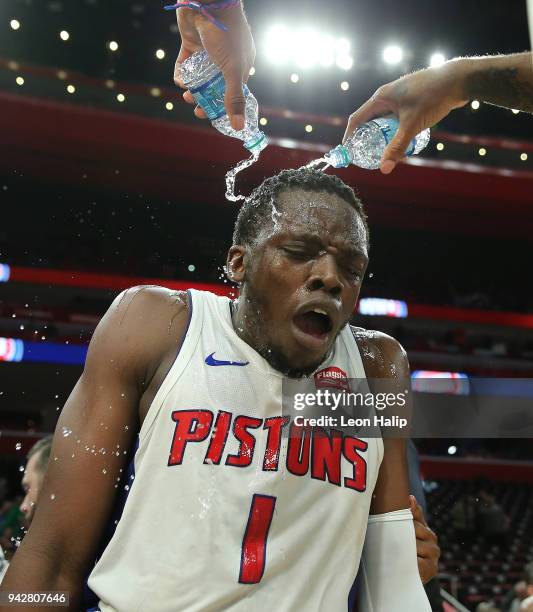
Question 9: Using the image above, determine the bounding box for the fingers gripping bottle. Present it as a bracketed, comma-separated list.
[180, 49, 267, 155]
[325, 115, 430, 170]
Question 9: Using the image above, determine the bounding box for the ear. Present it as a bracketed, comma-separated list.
[226, 245, 247, 283]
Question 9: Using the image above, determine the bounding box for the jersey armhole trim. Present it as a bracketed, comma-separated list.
[138, 289, 199, 441]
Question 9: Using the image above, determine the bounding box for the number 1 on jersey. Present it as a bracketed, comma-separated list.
[239, 494, 277, 584]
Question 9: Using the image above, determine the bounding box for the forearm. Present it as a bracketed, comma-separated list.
[358, 510, 431, 611]
[455, 52, 533, 112]
[0, 544, 82, 612]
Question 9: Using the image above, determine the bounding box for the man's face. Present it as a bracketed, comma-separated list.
[234, 188, 368, 376]
[20, 453, 44, 523]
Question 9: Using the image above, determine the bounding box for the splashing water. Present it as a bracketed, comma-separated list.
[225, 151, 260, 202]
[301, 157, 330, 172]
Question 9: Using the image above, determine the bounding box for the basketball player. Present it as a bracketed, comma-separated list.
[1, 169, 431, 611]
[345, 52, 533, 174]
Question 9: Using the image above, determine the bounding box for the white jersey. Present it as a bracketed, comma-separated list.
[88, 289, 383, 612]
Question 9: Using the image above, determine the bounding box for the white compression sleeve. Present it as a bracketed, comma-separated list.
[357, 508, 432, 612]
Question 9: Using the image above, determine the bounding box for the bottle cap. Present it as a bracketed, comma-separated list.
[244, 131, 268, 155]
[325, 145, 351, 168]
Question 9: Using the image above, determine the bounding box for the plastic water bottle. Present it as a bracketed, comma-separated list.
[180, 50, 267, 155]
[324, 115, 430, 170]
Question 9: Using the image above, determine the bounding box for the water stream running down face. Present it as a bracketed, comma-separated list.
[225, 151, 261, 202]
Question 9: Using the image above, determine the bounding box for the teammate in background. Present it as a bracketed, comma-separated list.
[20, 436, 53, 524]
[1, 169, 432, 611]
[0, 436, 53, 583]
[344, 52, 533, 174]
[173, 0, 255, 131]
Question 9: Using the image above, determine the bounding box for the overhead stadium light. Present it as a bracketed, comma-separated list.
[108, 40, 119, 52]
[471, 100, 480, 110]
[59, 30, 70, 41]
[429, 52, 446, 67]
[10, 19, 21, 30]
[382, 45, 403, 65]
[264, 24, 353, 70]
[264, 25, 292, 64]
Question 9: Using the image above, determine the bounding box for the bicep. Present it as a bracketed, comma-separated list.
[370, 438, 410, 514]
[20, 294, 145, 581]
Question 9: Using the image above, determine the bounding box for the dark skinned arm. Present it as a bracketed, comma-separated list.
[344, 52, 533, 174]
[0, 286, 188, 612]
[355, 328, 439, 583]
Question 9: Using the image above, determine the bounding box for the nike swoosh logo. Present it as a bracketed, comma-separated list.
[205, 352, 249, 367]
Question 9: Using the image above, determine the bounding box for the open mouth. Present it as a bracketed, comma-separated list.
[293, 308, 333, 339]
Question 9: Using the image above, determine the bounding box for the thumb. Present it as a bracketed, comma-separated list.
[222, 64, 246, 131]
[381, 121, 416, 175]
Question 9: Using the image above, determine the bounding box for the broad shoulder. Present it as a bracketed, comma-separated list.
[349, 325, 409, 378]
[89, 285, 190, 382]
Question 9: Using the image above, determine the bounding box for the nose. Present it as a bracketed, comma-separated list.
[306, 253, 343, 297]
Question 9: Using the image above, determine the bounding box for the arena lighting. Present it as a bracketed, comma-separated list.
[411, 371, 470, 396]
[263, 25, 353, 69]
[305, 124, 313, 133]
[0, 263, 10, 282]
[521, 153, 528, 161]
[15, 76, 24, 86]
[259, 117, 268, 126]
[471, 99, 480, 110]
[108, 41, 119, 52]
[116, 93, 126, 102]
[165, 101, 174, 111]
[340, 81, 350, 91]
[57, 70, 67, 80]
[188, 264, 196, 272]
[382, 45, 403, 65]
[0, 338, 86, 365]
[447, 446, 457, 455]
[264, 24, 292, 64]
[478, 147, 487, 156]
[105, 80, 115, 89]
[436, 142, 444, 151]
[290, 73, 299, 83]
[336, 54, 353, 70]
[59, 30, 70, 41]
[66, 84, 76, 94]
[10, 19, 21, 30]
[0, 338, 24, 362]
[156, 49, 166, 60]
[357, 298, 408, 318]
[150, 87, 161, 97]
[429, 52, 446, 67]
[249, 67, 256, 76]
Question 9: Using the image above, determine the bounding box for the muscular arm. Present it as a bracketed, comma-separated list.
[344, 51, 533, 173]
[462, 52, 533, 112]
[355, 330, 431, 611]
[355, 329, 411, 514]
[0, 286, 188, 611]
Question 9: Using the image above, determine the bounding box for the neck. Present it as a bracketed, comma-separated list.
[229, 293, 329, 378]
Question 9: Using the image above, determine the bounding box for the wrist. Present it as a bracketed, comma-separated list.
[442, 57, 473, 104]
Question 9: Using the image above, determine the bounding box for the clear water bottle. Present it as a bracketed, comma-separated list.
[180, 50, 267, 155]
[325, 115, 430, 170]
